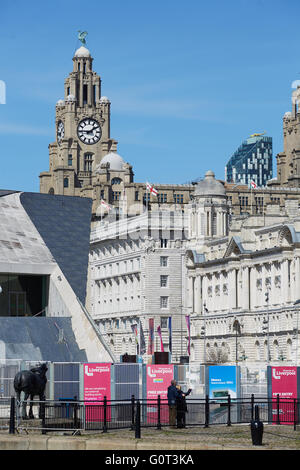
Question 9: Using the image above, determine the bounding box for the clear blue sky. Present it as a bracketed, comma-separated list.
[0, 0, 299, 192]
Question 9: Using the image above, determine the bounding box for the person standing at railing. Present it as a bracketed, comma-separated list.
[167, 379, 179, 428]
[176, 385, 192, 429]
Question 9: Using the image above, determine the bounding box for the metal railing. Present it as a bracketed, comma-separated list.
[5, 394, 300, 436]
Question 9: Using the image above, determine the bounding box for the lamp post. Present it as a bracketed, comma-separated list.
[293, 299, 300, 365]
[233, 319, 241, 365]
[262, 290, 270, 364]
[200, 301, 208, 364]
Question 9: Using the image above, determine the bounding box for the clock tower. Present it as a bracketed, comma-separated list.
[39, 42, 118, 200]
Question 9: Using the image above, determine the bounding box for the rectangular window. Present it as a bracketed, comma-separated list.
[160, 296, 168, 309]
[112, 191, 121, 201]
[135, 190, 139, 201]
[160, 256, 168, 267]
[160, 275, 168, 287]
[160, 239, 168, 248]
[158, 193, 167, 203]
[160, 317, 168, 329]
[68, 154, 72, 166]
[83, 84, 88, 105]
[84, 154, 93, 172]
[173, 194, 183, 204]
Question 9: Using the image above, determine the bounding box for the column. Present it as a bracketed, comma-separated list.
[242, 266, 250, 310]
[194, 275, 202, 315]
[229, 268, 237, 310]
[249, 266, 257, 309]
[281, 259, 290, 304]
[188, 276, 194, 312]
[295, 257, 300, 303]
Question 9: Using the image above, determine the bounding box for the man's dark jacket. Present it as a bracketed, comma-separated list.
[167, 384, 179, 405]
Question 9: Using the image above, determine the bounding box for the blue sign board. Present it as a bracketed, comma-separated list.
[207, 366, 238, 399]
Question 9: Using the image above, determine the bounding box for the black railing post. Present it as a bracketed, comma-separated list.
[103, 396, 108, 433]
[9, 397, 15, 434]
[131, 395, 135, 430]
[227, 394, 231, 426]
[73, 396, 79, 430]
[251, 394, 254, 422]
[135, 400, 141, 439]
[41, 400, 46, 435]
[204, 395, 209, 428]
[277, 394, 280, 425]
[157, 395, 162, 430]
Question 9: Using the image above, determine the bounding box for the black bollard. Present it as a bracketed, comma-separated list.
[250, 405, 264, 446]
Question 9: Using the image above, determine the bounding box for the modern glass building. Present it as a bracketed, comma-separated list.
[225, 135, 273, 187]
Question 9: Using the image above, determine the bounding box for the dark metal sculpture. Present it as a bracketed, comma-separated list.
[13, 363, 48, 419]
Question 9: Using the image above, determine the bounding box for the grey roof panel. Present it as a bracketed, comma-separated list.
[0, 317, 87, 362]
[20, 193, 92, 304]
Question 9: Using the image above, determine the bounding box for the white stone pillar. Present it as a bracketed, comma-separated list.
[249, 266, 256, 309]
[295, 257, 300, 303]
[281, 259, 290, 304]
[188, 276, 194, 311]
[194, 275, 202, 315]
[229, 268, 237, 310]
[242, 266, 250, 310]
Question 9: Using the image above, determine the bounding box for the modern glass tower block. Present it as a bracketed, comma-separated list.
[225, 135, 273, 187]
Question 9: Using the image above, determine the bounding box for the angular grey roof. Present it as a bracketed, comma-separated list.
[20, 192, 92, 304]
[0, 192, 55, 270]
[194, 170, 226, 197]
[0, 317, 87, 361]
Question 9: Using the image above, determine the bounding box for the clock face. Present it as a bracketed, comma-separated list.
[77, 118, 102, 145]
[57, 121, 64, 145]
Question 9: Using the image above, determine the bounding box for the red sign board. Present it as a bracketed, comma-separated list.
[271, 366, 298, 424]
[146, 364, 174, 424]
[84, 363, 111, 422]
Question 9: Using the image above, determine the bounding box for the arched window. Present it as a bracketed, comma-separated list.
[111, 177, 122, 185]
[63, 178, 69, 188]
[273, 340, 279, 360]
[255, 341, 260, 361]
[84, 153, 93, 172]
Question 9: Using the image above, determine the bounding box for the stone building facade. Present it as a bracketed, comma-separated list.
[88, 211, 189, 361]
[186, 184, 300, 365]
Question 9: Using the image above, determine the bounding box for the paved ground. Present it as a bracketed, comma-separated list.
[1, 424, 300, 450]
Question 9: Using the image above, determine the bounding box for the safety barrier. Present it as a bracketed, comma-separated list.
[5, 394, 300, 436]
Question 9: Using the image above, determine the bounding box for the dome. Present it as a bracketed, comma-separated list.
[66, 94, 76, 102]
[194, 170, 226, 197]
[283, 111, 292, 120]
[74, 46, 91, 58]
[97, 152, 125, 171]
[99, 96, 110, 103]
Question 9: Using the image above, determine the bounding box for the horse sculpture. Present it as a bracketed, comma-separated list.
[14, 363, 48, 419]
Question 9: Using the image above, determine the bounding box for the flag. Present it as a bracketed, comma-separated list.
[146, 182, 158, 196]
[185, 315, 191, 356]
[157, 326, 164, 352]
[148, 318, 155, 355]
[250, 180, 257, 189]
[131, 324, 139, 354]
[100, 199, 111, 211]
[168, 317, 172, 354]
[140, 320, 146, 355]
